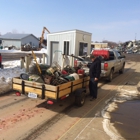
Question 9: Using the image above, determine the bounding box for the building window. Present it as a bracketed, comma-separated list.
[64, 41, 69, 55]
[30, 42, 32, 46]
[91, 44, 95, 51]
[79, 42, 88, 56]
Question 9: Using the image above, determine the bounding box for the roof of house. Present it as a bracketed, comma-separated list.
[0, 33, 39, 40]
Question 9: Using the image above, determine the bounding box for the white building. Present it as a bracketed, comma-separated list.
[91, 42, 108, 49]
[0, 33, 39, 49]
[47, 29, 92, 65]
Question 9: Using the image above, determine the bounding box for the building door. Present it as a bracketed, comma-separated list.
[64, 41, 69, 55]
[51, 42, 59, 64]
[79, 42, 88, 56]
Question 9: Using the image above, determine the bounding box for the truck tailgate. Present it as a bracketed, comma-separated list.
[101, 63, 105, 70]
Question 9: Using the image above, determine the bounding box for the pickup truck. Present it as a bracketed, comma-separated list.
[76, 49, 126, 82]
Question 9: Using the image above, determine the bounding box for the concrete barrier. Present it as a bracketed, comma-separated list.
[22, 53, 47, 72]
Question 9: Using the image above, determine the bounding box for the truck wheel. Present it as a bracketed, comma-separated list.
[108, 69, 113, 82]
[75, 92, 86, 107]
[119, 64, 125, 74]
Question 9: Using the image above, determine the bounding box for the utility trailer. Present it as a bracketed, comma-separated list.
[12, 76, 90, 107]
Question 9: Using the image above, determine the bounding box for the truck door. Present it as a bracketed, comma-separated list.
[114, 51, 122, 72]
[117, 51, 124, 69]
[50, 42, 59, 64]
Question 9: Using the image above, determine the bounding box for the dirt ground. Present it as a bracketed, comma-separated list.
[0, 54, 140, 140]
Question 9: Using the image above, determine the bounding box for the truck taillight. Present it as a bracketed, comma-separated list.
[104, 63, 108, 70]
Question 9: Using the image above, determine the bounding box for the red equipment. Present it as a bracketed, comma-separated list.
[16, 92, 21, 96]
[77, 69, 85, 75]
[74, 59, 78, 67]
[62, 70, 68, 75]
[92, 50, 109, 59]
[47, 100, 54, 105]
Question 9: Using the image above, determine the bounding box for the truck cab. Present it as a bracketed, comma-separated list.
[100, 50, 125, 80]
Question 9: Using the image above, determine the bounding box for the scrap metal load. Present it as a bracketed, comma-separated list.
[19, 61, 88, 86]
[12, 55, 89, 106]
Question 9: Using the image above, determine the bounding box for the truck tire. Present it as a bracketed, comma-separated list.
[119, 64, 125, 74]
[75, 92, 86, 107]
[107, 69, 113, 82]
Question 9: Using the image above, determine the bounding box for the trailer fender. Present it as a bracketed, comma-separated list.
[74, 88, 86, 96]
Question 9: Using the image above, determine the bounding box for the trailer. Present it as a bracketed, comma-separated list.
[12, 76, 90, 107]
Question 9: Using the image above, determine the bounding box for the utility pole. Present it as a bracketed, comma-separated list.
[135, 33, 137, 41]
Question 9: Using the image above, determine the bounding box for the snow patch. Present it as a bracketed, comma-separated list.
[0, 60, 25, 95]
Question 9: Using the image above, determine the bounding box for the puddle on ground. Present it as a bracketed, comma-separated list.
[110, 100, 140, 139]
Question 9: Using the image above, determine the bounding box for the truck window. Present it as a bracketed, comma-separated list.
[118, 52, 121, 56]
[109, 51, 115, 60]
[116, 51, 121, 58]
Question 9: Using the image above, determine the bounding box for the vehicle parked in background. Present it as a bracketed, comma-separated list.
[126, 50, 133, 54]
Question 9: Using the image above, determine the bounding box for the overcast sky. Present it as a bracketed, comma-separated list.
[0, 0, 140, 42]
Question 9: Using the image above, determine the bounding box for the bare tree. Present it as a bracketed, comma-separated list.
[102, 40, 118, 48]
[6, 32, 12, 34]
[12, 29, 18, 34]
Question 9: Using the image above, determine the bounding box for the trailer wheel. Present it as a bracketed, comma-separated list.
[107, 69, 113, 82]
[75, 92, 86, 107]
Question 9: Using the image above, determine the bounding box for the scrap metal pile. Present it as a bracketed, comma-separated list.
[20, 62, 88, 86]
[121, 40, 140, 53]
[21, 43, 38, 51]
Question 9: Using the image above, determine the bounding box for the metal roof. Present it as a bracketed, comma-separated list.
[0, 33, 39, 40]
[48, 29, 92, 35]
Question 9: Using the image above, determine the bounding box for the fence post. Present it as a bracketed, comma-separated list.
[42, 53, 46, 64]
[20, 57, 24, 69]
[28, 54, 32, 65]
[25, 55, 29, 72]
[62, 54, 64, 70]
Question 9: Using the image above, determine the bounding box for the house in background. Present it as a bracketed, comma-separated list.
[0, 33, 39, 49]
[91, 42, 108, 49]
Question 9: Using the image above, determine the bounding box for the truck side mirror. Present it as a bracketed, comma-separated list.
[118, 55, 125, 59]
